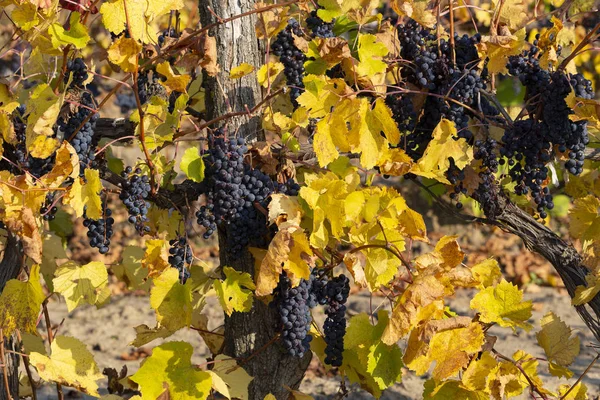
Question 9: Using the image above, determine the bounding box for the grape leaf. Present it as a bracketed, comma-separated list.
[30, 336, 104, 397]
[156, 61, 191, 93]
[25, 84, 64, 158]
[536, 312, 580, 374]
[214, 266, 255, 315]
[210, 355, 253, 400]
[107, 36, 142, 72]
[479, 28, 526, 74]
[462, 351, 498, 392]
[48, 12, 90, 50]
[572, 272, 600, 306]
[559, 383, 588, 400]
[410, 119, 474, 184]
[470, 279, 533, 331]
[391, 0, 436, 28]
[343, 311, 403, 395]
[53, 261, 109, 312]
[470, 258, 502, 289]
[0, 264, 44, 337]
[11, 2, 39, 31]
[142, 239, 171, 277]
[112, 246, 150, 291]
[40, 232, 67, 291]
[268, 194, 302, 227]
[100, 0, 184, 43]
[229, 63, 255, 79]
[130, 341, 212, 400]
[355, 34, 388, 77]
[64, 168, 102, 219]
[569, 195, 600, 242]
[423, 379, 488, 399]
[150, 268, 193, 330]
[256, 61, 284, 88]
[179, 147, 205, 183]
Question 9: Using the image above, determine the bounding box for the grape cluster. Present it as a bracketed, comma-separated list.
[137, 71, 167, 105]
[40, 193, 59, 221]
[195, 129, 274, 254]
[473, 139, 500, 218]
[274, 274, 313, 357]
[59, 92, 99, 173]
[0, 52, 20, 77]
[168, 236, 192, 283]
[271, 19, 306, 105]
[64, 58, 89, 88]
[323, 275, 349, 367]
[83, 203, 114, 254]
[158, 28, 179, 47]
[386, 94, 417, 136]
[119, 166, 151, 234]
[306, 11, 335, 38]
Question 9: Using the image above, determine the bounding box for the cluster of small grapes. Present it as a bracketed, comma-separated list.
[158, 28, 179, 47]
[447, 161, 467, 209]
[386, 94, 417, 137]
[306, 11, 335, 38]
[322, 275, 350, 366]
[168, 236, 193, 283]
[119, 166, 151, 234]
[83, 202, 114, 254]
[271, 19, 306, 105]
[195, 129, 274, 254]
[274, 273, 313, 357]
[503, 38, 593, 216]
[473, 139, 500, 218]
[59, 91, 99, 173]
[40, 193, 59, 221]
[0, 52, 20, 77]
[137, 71, 167, 105]
[64, 58, 89, 88]
[0, 105, 56, 178]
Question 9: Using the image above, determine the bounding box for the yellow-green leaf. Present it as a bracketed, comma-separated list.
[569, 195, 600, 242]
[210, 355, 253, 400]
[53, 261, 109, 312]
[156, 61, 191, 93]
[130, 341, 212, 399]
[107, 36, 142, 72]
[48, 12, 90, 50]
[64, 169, 103, 219]
[30, 336, 104, 397]
[470, 279, 532, 331]
[214, 266, 255, 316]
[0, 264, 44, 337]
[179, 147, 205, 183]
[229, 63, 255, 79]
[536, 312, 580, 372]
[150, 268, 193, 331]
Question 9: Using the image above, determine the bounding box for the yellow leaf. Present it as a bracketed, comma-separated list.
[313, 118, 340, 167]
[40, 143, 80, 188]
[569, 195, 600, 242]
[356, 34, 388, 76]
[25, 84, 64, 158]
[112, 246, 150, 291]
[536, 312, 580, 371]
[559, 383, 588, 400]
[64, 169, 102, 219]
[0, 264, 44, 337]
[256, 62, 284, 88]
[150, 268, 193, 330]
[404, 320, 485, 380]
[100, 0, 184, 43]
[297, 75, 349, 118]
[214, 267, 255, 316]
[572, 272, 600, 305]
[462, 351, 498, 391]
[156, 61, 191, 93]
[377, 147, 413, 177]
[30, 336, 104, 397]
[410, 119, 474, 184]
[471, 258, 502, 288]
[423, 379, 488, 399]
[211, 355, 253, 400]
[11, 2, 39, 31]
[268, 194, 302, 226]
[229, 63, 255, 79]
[142, 239, 171, 277]
[392, 0, 436, 28]
[255, 226, 312, 296]
[470, 279, 533, 331]
[107, 36, 142, 72]
[479, 28, 526, 74]
[53, 261, 109, 312]
[130, 341, 212, 399]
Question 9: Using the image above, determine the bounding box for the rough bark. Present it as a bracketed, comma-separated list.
[198, 2, 311, 399]
[0, 233, 24, 400]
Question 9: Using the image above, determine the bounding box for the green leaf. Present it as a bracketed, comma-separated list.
[150, 268, 193, 331]
[0, 264, 45, 337]
[48, 12, 90, 50]
[180, 147, 205, 183]
[130, 341, 212, 400]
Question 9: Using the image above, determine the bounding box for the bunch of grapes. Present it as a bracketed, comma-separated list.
[59, 92, 99, 173]
[64, 58, 89, 88]
[119, 166, 151, 234]
[271, 19, 306, 106]
[40, 193, 59, 222]
[168, 236, 193, 283]
[83, 202, 114, 254]
[195, 128, 274, 254]
[306, 11, 335, 38]
[137, 71, 167, 105]
[473, 139, 500, 218]
[323, 275, 350, 367]
[274, 274, 313, 357]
